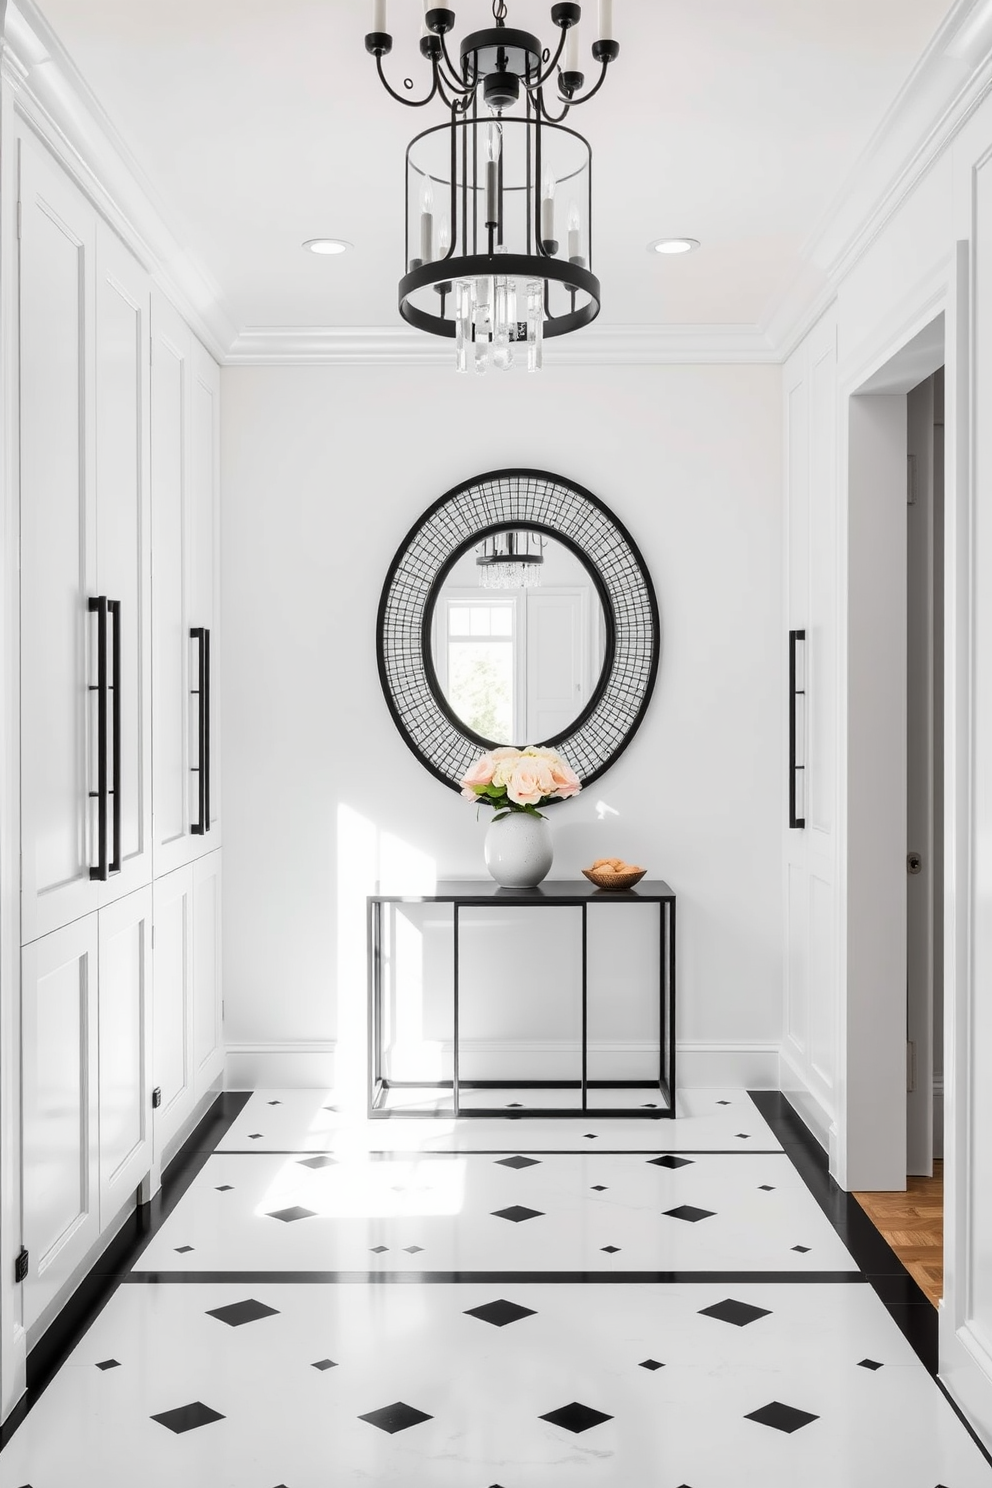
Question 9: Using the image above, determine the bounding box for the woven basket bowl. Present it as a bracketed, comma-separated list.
[582, 867, 647, 891]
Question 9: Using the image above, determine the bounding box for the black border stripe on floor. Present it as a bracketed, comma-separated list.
[118, 1268, 866, 1285]
[0, 1090, 251, 1449]
[212, 1147, 786, 1157]
[747, 1091, 940, 1374]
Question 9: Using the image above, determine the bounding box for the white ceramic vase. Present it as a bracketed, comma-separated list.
[484, 811, 553, 888]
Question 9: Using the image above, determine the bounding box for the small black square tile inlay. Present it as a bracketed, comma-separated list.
[858, 1358, 884, 1370]
[583, 1134, 598, 1139]
[744, 1401, 819, 1434]
[540, 1402, 613, 1434]
[206, 1298, 280, 1328]
[491, 1205, 543, 1223]
[641, 1103, 658, 1108]
[297, 1154, 337, 1169]
[735, 1133, 751, 1139]
[601, 1245, 621, 1254]
[716, 1100, 731, 1105]
[95, 1359, 120, 1371]
[758, 1185, 775, 1191]
[174, 1245, 194, 1254]
[464, 1299, 537, 1328]
[792, 1245, 811, 1253]
[248, 1133, 264, 1140]
[370, 1246, 389, 1254]
[639, 1359, 664, 1371]
[663, 1204, 715, 1223]
[267, 1206, 316, 1223]
[358, 1402, 433, 1434]
[648, 1155, 694, 1169]
[403, 1245, 424, 1254]
[216, 1185, 234, 1192]
[267, 1100, 282, 1105]
[151, 1402, 225, 1434]
[312, 1359, 338, 1371]
[591, 1185, 608, 1191]
[496, 1155, 541, 1169]
[506, 1103, 524, 1109]
[699, 1299, 772, 1327]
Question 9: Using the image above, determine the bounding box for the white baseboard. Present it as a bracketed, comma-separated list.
[223, 1041, 781, 1091]
[939, 1309, 992, 1456]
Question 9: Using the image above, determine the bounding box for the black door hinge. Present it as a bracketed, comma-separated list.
[152, 1086, 162, 1109]
[15, 1247, 28, 1283]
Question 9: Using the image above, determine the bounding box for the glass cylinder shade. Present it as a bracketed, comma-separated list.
[400, 114, 600, 373]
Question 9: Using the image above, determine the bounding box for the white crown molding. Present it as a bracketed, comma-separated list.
[1, 0, 237, 362]
[226, 321, 778, 367]
[762, 0, 992, 358]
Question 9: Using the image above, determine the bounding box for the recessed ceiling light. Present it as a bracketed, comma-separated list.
[648, 237, 700, 255]
[303, 238, 351, 255]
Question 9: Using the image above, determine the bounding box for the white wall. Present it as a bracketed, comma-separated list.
[220, 363, 783, 1092]
[780, 77, 992, 1449]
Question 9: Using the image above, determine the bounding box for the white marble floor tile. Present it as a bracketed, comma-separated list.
[216, 1087, 782, 1153]
[133, 1151, 855, 1274]
[1, 1282, 987, 1488]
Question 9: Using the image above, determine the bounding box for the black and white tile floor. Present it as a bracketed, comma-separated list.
[1, 1089, 990, 1486]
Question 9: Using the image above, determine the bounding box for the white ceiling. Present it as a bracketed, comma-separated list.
[35, 0, 953, 333]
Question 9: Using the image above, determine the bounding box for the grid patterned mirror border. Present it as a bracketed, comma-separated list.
[376, 468, 661, 793]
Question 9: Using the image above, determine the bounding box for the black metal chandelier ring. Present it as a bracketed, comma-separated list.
[400, 254, 601, 339]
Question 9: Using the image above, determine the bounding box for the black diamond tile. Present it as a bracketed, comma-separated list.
[792, 1245, 811, 1253]
[174, 1245, 194, 1254]
[648, 1155, 694, 1169]
[216, 1184, 234, 1192]
[583, 1133, 598, 1139]
[858, 1358, 884, 1370]
[735, 1133, 750, 1139]
[758, 1185, 775, 1191]
[403, 1245, 424, 1254]
[641, 1102, 658, 1108]
[495, 1155, 541, 1169]
[95, 1359, 120, 1371]
[151, 1402, 226, 1434]
[370, 1245, 389, 1254]
[506, 1103, 524, 1109]
[663, 1204, 715, 1223]
[206, 1299, 280, 1328]
[464, 1299, 537, 1328]
[312, 1359, 338, 1371]
[540, 1401, 613, 1434]
[591, 1185, 608, 1191]
[745, 1401, 819, 1434]
[491, 1205, 543, 1223]
[716, 1100, 731, 1105]
[248, 1133, 264, 1140]
[601, 1245, 621, 1254]
[267, 1100, 282, 1105]
[267, 1206, 316, 1223]
[358, 1401, 433, 1434]
[699, 1299, 772, 1327]
[297, 1154, 338, 1169]
[639, 1359, 664, 1371]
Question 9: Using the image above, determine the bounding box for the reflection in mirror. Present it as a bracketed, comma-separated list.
[430, 531, 607, 746]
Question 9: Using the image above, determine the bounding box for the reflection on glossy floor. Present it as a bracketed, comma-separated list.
[1, 1095, 987, 1487]
[854, 1162, 944, 1307]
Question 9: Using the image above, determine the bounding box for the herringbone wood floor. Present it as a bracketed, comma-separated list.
[853, 1162, 943, 1306]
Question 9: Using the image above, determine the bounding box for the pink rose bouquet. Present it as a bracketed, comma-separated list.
[460, 745, 582, 819]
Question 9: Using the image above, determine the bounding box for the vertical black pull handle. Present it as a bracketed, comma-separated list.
[789, 628, 806, 830]
[190, 627, 207, 835]
[108, 599, 122, 873]
[203, 626, 211, 834]
[89, 596, 109, 881]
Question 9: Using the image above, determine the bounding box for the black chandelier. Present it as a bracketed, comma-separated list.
[365, 1, 619, 372]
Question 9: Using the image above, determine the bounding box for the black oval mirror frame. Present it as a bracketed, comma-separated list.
[376, 468, 661, 794]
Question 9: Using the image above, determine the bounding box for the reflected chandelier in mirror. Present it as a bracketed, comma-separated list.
[377, 469, 660, 793]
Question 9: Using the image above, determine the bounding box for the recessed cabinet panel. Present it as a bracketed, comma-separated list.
[98, 888, 152, 1224]
[95, 225, 152, 906]
[152, 865, 194, 1155]
[192, 852, 223, 1099]
[21, 917, 100, 1328]
[19, 140, 98, 943]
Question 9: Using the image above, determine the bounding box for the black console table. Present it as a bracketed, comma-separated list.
[367, 879, 676, 1119]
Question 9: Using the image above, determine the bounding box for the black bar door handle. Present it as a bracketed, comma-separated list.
[190, 626, 207, 835]
[89, 596, 109, 881]
[108, 599, 122, 873]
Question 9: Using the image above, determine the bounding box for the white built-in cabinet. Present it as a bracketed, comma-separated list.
[14, 129, 222, 1332]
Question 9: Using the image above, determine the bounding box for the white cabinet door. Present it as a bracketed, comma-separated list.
[152, 864, 194, 1156]
[151, 296, 192, 878]
[21, 916, 100, 1329]
[192, 851, 223, 1099]
[190, 342, 221, 840]
[95, 224, 152, 907]
[98, 887, 152, 1225]
[18, 138, 99, 944]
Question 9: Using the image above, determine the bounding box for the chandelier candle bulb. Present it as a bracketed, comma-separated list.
[567, 202, 581, 260]
[486, 125, 501, 227]
[420, 175, 434, 262]
[565, 20, 580, 72]
[598, 0, 614, 40]
[372, 0, 387, 34]
[541, 172, 556, 248]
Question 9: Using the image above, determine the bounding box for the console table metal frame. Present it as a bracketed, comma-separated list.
[367, 879, 676, 1119]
